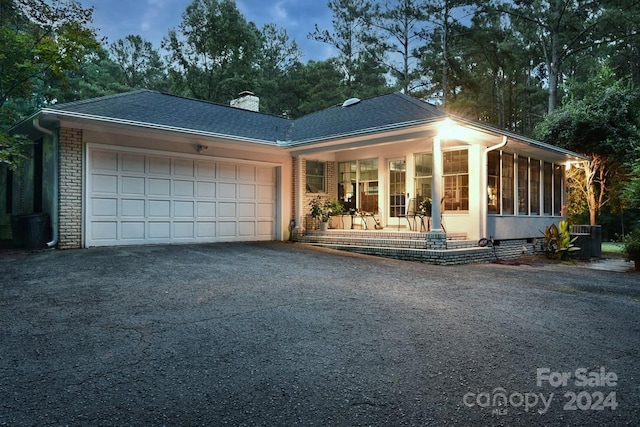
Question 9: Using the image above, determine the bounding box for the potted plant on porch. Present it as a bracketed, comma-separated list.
[309, 196, 343, 231]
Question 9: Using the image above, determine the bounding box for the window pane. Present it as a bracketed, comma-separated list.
[530, 159, 540, 215]
[306, 160, 325, 193]
[338, 161, 356, 210]
[359, 158, 378, 213]
[502, 153, 514, 215]
[487, 151, 500, 214]
[415, 152, 432, 205]
[443, 150, 468, 211]
[554, 164, 564, 216]
[443, 150, 468, 174]
[543, 162, 553, 214]
[518, 156, 529, 215]
[415, 153, 432, 177]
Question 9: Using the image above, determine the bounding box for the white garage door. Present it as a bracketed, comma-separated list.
[86, 147, 277, 247]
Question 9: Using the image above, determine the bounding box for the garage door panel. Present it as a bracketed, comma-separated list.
[92, 198, 117, 216]
[149, 222, 170, 238]
[174, 159, 195, 177]
[174, 222, 195, 238]
[122, 222, 145, 239]
[238, 184, 256, 199]
[239, 203, 255, 218]
[92, 174, 118, 193]
[239, 222, 255, 236]
[219, 202, 236, 217]
[218, 222, 236, 236]
[174, 180, 194, 197]
[149, 178, 170, 196]
[122, 154, 145, 173]
[149, 157, 171, 175]
[87, 148, 276, 246]
[197, 181, 216, 198]
[219, 183, 236, 198]
[197, 221, 216, 237]
[174, 201, 194, 217]
[258, 167, 275, 183]
[197, 162, 216, 178]
[218, 163, 236, 179]
[122, 177, 145, 195]
[197, 202, 216, 217]
[258, 221, 273, 236]
[92, 222, 117, 240]
[121, 199, 144, 217]
[92, 151, 118, 171]
[238, 165, 255, 181]
[149, 200, 170, 217]
[258, 184, 276, 200]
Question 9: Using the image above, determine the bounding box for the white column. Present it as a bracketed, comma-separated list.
[430, 135, 443, 232]
[295, 156, 304, 230]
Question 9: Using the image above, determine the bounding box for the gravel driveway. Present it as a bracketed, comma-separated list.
[1, 242, 639, 426]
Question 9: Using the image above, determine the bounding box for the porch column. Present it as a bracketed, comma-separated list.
[430, 135, 443, 232]
[295, 156, 304, 232]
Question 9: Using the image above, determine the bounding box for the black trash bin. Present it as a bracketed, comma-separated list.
[10, 213, 49, 249]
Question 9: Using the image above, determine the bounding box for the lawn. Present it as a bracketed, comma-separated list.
[602, 241, 625, 254]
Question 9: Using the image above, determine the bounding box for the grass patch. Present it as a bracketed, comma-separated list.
[602, 242, 624, 254]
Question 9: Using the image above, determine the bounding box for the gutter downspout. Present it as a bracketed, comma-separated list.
[481, 136, 508, 240]
[33, 117, 58, 248]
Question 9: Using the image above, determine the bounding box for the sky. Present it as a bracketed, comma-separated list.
[78, 0, 336, 62]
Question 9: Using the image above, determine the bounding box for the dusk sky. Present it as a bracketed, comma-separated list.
[78, 0, 337, 62]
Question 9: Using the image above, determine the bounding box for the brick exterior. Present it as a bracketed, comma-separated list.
[58, 128, 83, 249]
[301, 159, 337, 230]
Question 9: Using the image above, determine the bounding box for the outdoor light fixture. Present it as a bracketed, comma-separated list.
[196, 144, 208, 153]
[438, 118, 455, 139]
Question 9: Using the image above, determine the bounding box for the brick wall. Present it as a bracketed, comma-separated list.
[301, 159, 337, 230]
[58, 128, 83, 249]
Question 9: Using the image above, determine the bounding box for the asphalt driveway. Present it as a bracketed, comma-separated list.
[1, 242, 639, 426]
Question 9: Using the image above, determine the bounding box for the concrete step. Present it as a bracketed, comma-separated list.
[302, 242, 494, 265]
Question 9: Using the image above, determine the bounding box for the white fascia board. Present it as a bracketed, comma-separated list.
[40, 108, 280, 147]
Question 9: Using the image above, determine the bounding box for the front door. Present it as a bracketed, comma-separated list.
[388, 159, 406, 227]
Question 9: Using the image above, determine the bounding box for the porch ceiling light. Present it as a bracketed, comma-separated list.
[438, 118, 456, 139]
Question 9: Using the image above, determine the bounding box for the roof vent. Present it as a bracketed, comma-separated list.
[342, 97, 361, 107]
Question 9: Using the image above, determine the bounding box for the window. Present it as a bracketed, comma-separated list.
[554, 164, 564, 215]
[415, 153, 432, 201]
[487, 151, 500, 213]
[338, 161, 356, 211]
[501, 153, 514, 215]
[443, 150, 468, 211]
[543, 162, 553, 215]
[359, 158, 379, 213]
[306, 160, 325, 193]
[530, 159, 541, 215]
[518, 156, 529, 215]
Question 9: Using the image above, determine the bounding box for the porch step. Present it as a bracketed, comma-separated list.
[298, 234, 479, 250]
[301, 242, 494, 265]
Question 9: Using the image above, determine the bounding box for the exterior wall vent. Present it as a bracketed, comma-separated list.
[342, 98, 361, 107]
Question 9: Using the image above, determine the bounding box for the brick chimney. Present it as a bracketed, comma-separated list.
[230, 91, 259, 112]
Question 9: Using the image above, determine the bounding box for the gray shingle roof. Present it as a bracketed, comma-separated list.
[288, 93, 446, 142]
[44, 90, 446, 144]
[47, 90, 291, 143]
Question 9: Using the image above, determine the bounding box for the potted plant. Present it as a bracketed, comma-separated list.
[326, 199, 344, 229]
[309, 196, 330, 230]
[623, 229, 640, 271]
[419, 197, 432, 216]
[309, 196, 344, 231]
